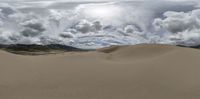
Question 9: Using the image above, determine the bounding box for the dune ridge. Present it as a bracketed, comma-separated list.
[98, 44, 178, 59]
[0, 44, 200, 99]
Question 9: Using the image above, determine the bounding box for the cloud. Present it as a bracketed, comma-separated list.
[74, 20, 102, 33]
[0, 0, 200, 48]
[153, 9, 200, 46]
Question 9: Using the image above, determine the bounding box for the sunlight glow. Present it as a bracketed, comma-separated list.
[81, 4, 122, 19]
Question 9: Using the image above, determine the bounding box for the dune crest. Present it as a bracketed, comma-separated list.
[99, 44, 178, 60]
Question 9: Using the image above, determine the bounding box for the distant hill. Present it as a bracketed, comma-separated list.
[0, 44, 90, 55]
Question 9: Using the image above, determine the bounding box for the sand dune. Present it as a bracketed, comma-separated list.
[1, 44, 200, 99]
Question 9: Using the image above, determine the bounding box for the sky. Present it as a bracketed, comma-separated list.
[0, 0, 199, 48]
[0, 0, 194, 2]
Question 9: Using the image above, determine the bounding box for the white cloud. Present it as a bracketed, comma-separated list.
[0, 0, 200, 48]
[153, 9, 200, 46]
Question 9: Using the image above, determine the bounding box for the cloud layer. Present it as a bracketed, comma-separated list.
[0, 0, 199, 49]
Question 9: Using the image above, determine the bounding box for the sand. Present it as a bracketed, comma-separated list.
[1, 44, 200, 99]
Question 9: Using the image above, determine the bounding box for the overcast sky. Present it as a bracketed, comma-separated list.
[0, 0, 194, 2]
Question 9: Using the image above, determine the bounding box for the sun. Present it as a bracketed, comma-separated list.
[86, 5, 121, 18]
[78, 3, 122, 19]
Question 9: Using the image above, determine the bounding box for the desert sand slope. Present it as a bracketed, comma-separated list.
[0, 44, 200, 99]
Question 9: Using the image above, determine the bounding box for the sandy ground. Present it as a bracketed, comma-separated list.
[1, 44, 200, 99]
